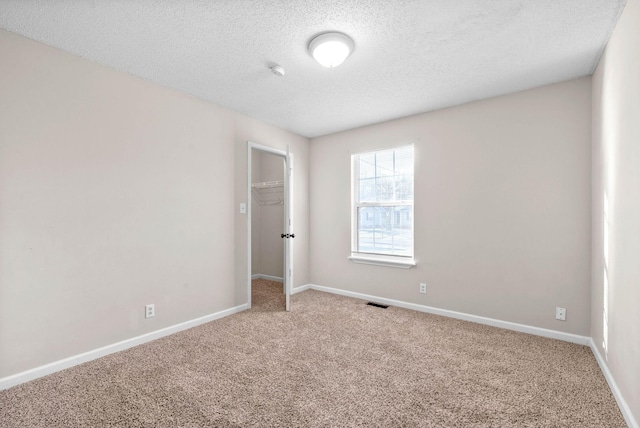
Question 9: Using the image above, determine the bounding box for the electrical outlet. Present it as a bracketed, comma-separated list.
[555, 307, 566, 321]
[419, 283, 427, 294]
[145, 304, 155, 318]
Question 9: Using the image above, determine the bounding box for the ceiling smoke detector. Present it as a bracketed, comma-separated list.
[270, 64, 285, 76]
[308, 32, 354, 68]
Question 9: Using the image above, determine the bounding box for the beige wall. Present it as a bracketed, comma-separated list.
[310, 78, 592, 335]
[592, 0, 640, 424]
[0, 29, 310, 378]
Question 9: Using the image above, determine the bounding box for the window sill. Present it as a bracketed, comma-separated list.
[348, 254, 416, 269]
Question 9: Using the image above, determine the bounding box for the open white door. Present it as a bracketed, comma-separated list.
[284, 147, 293, 311]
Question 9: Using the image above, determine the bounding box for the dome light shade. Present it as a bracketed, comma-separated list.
[308, 32, 354, 68]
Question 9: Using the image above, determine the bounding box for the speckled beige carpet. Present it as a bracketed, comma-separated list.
[0, 279, 626, 427]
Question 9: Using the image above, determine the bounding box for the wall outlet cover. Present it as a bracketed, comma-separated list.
[145, 304, 155, 318]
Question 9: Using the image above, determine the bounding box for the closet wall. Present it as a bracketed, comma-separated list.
[251, 150, 285, 280]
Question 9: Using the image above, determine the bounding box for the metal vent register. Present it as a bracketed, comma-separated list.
[366, 302, 389, 309]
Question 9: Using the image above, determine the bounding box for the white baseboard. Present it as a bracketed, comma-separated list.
[0, 303, 249, 391]
[304, 284, 591, 346]
[251, 274, 283, 282]
[590, 339, 638, 428]
[291, 284, 312, 294]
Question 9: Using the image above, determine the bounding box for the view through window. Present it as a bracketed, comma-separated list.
[352, 145, 414, 258]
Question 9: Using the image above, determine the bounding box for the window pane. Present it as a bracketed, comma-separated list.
[394, 146, 413, 174]
[359, 153, 375, 179]
[375, 150, 394, 177]
[357, 205, 412, 256]
[359, 177, 376, 202]
[395, 174, 413, 200]
[375, 176, 394, 201]
[394, 145, 414, 200]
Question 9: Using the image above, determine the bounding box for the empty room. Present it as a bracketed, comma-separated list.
[0, 1, 638, 426]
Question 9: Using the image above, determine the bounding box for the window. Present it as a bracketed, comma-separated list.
[350, 145, 415, 268]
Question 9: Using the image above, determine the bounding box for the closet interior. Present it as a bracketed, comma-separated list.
[251, 149, 285, 287]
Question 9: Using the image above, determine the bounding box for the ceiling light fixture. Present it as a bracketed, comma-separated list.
[308, 32, 354, 68]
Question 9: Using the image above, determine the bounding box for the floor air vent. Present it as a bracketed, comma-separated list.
[366, 302, 389, 309]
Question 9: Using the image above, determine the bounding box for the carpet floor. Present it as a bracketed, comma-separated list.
[0, 279, 626, 427]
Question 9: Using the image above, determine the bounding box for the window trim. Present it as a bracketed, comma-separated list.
[348, 253, 416, 269]
[350, 145, 416, 268]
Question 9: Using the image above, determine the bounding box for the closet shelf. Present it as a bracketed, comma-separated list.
[251, 180, 284, 206]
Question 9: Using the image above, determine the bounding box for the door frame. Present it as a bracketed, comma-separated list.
[246, 141, 293, 311]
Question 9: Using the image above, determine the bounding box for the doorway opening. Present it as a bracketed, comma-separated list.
[247, 142, 293, 311]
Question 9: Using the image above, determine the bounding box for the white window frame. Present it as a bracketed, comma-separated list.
[349, 145, 416, 269]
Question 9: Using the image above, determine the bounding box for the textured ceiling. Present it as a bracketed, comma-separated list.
[0, 0, 627, 138]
